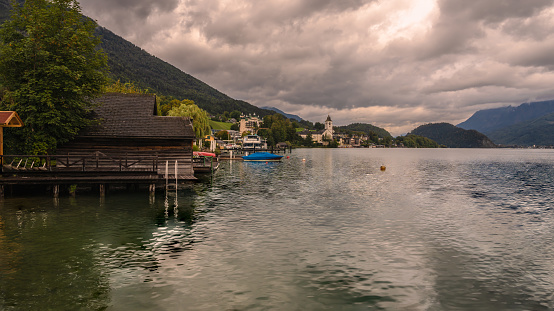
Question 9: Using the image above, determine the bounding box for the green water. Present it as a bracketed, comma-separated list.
[1, 148, 554, 310]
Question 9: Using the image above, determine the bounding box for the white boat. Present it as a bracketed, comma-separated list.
[242, 135, 267, 150]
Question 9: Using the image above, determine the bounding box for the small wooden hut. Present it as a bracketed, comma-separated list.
[0, 111, 24, 164]
[57, 93, 196, 179]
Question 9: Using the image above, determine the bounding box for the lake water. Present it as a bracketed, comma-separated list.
[1, 148, 554, 310]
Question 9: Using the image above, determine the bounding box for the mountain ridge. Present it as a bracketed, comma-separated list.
[457, 100, 554, 134]
[487, 112, 554, 146]
[411, 123, 496, 148]
[260, 106, 303, 121]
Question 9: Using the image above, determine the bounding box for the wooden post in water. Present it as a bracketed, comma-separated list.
[53, 185, 59, 198]
[0, 185, 4, 198]
[165, 160, 169, 190]
[99, 184, 105, 197]
[175, 160, 178, 186]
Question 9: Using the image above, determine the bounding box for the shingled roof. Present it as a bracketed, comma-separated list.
[83, 93, 195, 139]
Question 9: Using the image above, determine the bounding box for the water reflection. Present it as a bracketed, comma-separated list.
[2, 149, 554, 310]
[0, 186, 208, 310]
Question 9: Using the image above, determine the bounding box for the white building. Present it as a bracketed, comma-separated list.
[299, 115, 334, 145]
[239, 114, 263, 134]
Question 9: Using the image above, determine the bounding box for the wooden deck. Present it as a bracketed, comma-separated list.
[1, 153, 197, 196]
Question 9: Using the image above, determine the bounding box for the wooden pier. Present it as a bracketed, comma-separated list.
[0, 152, 196, 197]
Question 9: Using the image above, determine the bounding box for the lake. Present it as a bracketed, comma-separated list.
[1, 148, 554, 310]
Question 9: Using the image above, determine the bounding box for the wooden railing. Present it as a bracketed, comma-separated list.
[1, 152, 160, 174]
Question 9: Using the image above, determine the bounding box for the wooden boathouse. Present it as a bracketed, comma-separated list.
[1, 93, 197, 197]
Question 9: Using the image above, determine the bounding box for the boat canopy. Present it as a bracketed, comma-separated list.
[194, 151, 216, 157]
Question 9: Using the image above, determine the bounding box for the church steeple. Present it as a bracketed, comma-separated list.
[324, 115, 333, 138]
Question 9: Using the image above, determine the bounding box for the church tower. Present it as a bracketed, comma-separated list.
[324, 115, 333, 138]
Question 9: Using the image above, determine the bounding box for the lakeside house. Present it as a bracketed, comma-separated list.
[57, 93, 196, 178]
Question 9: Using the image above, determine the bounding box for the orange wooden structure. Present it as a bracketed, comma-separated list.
[0, 111, 24, 164]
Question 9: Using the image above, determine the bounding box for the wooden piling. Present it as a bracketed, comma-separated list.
[53, 185, 59, 198]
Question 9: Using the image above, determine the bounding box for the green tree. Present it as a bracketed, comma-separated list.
[230, 110, 241, 120]
[167, 99, 210, 139]
[215, 130, 230, 140]
[304, 133, 313, 146]
[104, 80, 150, 94]
[0, 0, 108, 154]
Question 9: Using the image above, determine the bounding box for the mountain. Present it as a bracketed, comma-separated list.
[336, 123, 392, 138]
[411, 123, 496, 148]
[0, 0, 11, 22]
[260, 106, 302, 121]
[457, 100, 554, 134]
[96, 27, 275, 117]
[0, 0, 274, 118]
[487, 112, 554, 146]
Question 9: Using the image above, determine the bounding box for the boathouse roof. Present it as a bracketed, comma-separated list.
[0, 111, 23, 127]
[83, 93, 195, 139]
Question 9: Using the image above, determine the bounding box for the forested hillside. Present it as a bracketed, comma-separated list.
[0, 0, 11, 21]
[457, 100, 554, 134]
[95, 27, 275, 117]
[335, 123, 392, 138]
[411, 123, 496, 148]
[487, 112, 554, 146]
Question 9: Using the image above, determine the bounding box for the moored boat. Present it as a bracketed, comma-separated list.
[193, 151, 219, 174]
[242, 152, 283, 161]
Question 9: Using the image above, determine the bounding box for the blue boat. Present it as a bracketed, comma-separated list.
[242, 152, 283, 161]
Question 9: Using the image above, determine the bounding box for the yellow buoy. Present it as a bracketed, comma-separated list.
[380, 165, 386, 171]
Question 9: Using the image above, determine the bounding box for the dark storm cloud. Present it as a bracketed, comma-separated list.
[79, 0, 554, 135]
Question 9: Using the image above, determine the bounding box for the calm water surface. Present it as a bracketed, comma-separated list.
[1, 148, 554, 310]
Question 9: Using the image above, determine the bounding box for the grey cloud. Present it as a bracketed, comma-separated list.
[80, 0, 179, 39]
[79, 0, 554, 135]
[438, 0, 553, 24]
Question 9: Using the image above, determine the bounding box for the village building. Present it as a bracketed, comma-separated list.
[299, 115, 334, 145]
[239, 114, 263, 134]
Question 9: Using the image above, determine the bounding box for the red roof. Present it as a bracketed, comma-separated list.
[0, 111, 23, 127]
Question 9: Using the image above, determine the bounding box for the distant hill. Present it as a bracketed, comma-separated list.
[261, 106, 302, 121]
[411, 123, 496, 148]
[487, 112, 554, 146]
[457, 100, 554, 134]
[0, 0, 275, 118]
[336, 123, 392, 138]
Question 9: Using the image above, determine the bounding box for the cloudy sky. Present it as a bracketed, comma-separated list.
[79, 0, 554, 135]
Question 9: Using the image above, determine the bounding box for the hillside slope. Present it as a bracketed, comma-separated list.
[411, 123, 496, 148]
[261, 106, 302, 121]
[336, 123, 392, 138]
[487, 112, 554, 146]
[457, 100, 554, 134]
